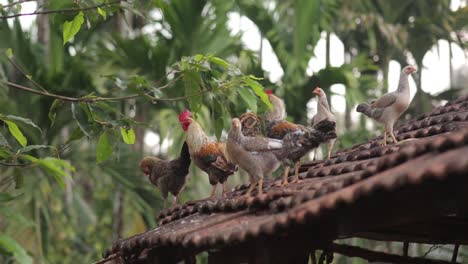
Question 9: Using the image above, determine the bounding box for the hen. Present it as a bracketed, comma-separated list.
[357, 65, 417, 145]
[179, 109, 237, 197]
[263, 90, 336, 185]
[311, 87, 337, 159]
[227, 118, 283, 196]
[139, 142, 191, 208]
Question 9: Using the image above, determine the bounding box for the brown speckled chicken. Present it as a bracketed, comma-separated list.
[179, 109, 237, 198]
[263, 90, 336, 185]
[227, 118, 283, 196]
[357, 65, 417, 145]
[139, 142, 191, 208]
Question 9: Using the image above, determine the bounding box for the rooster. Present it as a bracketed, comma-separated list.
[263, 90, 336, 185]
[227, 118, 283, 196]
[179, 109, 237, 197]
[139, 142, 191, 208]
[357, 65, 417, 145]
[311, 87, 336, 159]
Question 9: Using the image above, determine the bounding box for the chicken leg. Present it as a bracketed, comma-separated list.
[326, 139, 335, 160]
[281, 166, 291, 185]
[291, 161, 301, 183]
[210, 185, 217, 198]
[390, 131, 399, 144]
[173, 195, 178, 206]
[222, 182, 227, 198]
[245, 178, 259, 197]
[382, 125, 388, 146]
[258, 178, 264, 195]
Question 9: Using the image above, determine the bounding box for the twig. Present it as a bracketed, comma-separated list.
[1, 79, 209, 103]
[2, 80, 139, 102]
[0, 0, 35, 9]
[0, 0, 121, 19]
[0, 161, 32, 167]
[423, 244, 446, 258]
[92, 253, 121, 264]
[7, 57, 49, 93]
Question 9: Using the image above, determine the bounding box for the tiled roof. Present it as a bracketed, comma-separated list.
[101, 95, 468, 263]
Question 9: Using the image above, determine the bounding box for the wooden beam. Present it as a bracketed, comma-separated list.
[324, 243, 459, 264]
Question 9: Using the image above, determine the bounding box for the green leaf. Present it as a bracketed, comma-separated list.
[5, 48, 12, 58]
[209, 56, 230, 69]
[238, 87, 257, 112]
[48, 99, 63, 126]
[194, 54, 204, 62]
[0, 206, 35, 227]
[0, 131, 9, 148]
[65, 127, 85, 144]
[0, 233, 33, 264]
[243, 77, 272, 109]
[120, 127, 135, 145]
[17, 145, 51, 154]
[71, 103, 94, 137]
[63, 11, 84, 45]
[4, 115, 42, 133]
[35, 158, 74, 188]
[97, 132, 112, 163]
[0, 192, 22, 203]
[4, 120, 27, 147]
[97, 7, 107, 19]
[213, 100, 225, 140]
[183, 71, 202, 113]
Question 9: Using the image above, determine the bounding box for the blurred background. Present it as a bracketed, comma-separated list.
[0, 0, 467, 263]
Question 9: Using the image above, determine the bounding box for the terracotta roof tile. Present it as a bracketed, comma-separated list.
[101, 95, 468, 263]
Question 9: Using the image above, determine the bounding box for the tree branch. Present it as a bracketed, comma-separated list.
[0, 161, 32, 167]
[325, 243, 459, 264]
[0, 0, 121, 19]
[1, 79, 210, 103]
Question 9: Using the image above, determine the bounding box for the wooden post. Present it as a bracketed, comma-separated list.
[403, 242, 409, 257]
[451, 244, 459, 263]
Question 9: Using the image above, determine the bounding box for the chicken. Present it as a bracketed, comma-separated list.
[311, 87, 337, 160]
[139, 142, 191, 208]
[179, 109, 237, 197]
[356, 65, 417, 145]
[239, 112, 262, 137]
[274, 119, 337, 185]
[262, 90, 336, 185]
[227, 118, 283, 196]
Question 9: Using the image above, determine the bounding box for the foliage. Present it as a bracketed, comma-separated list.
[0, 0, 465, 263]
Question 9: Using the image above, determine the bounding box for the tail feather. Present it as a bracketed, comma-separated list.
[356, 103, 372, 117]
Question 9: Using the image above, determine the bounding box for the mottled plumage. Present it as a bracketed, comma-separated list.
[264, 92, 337, 184]
[139, 142, 191, 208]
[357, 65, 417, 145]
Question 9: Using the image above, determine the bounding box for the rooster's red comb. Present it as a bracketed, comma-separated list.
[179, 109, 191, 122]
[265, 89, 273, 95]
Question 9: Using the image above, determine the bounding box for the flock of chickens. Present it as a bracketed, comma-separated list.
[140, 65, 417, 207]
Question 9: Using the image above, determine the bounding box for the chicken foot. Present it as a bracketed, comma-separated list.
[245, 177, 264, 196]
[245, 178, 258, 197]
[291, 161, 301, 183]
